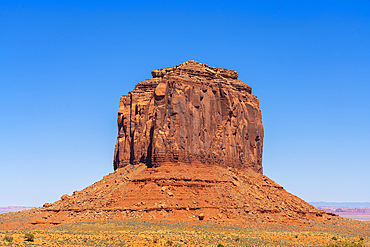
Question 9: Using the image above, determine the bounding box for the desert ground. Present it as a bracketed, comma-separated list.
[1, 216, 369, 246]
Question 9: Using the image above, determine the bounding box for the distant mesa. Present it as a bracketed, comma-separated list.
[0, 206, 31, 214]
[316, 206, 370, 221]
[0, 61, 340, 230]
[310, 202, 370, 207]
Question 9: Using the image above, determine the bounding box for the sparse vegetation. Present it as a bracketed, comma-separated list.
[3, 235, 13, 242]
[323, 241, 365, 247]
[24, 232, 34, 242]
[0, 219, 368, 246]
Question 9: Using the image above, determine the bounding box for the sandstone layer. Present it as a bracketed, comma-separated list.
[114, 60, 263, 173]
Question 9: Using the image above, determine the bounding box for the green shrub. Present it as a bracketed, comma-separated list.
[3, 235, 13, 242]
[217, 244, 224, 247]
[24, 232, 35, 242]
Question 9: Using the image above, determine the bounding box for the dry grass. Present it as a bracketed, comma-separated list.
[1, 219, 368, 246]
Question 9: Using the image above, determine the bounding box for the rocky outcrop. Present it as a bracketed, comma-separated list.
[114, 61, 263, 173]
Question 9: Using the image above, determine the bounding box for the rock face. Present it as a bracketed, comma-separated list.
[114, 60, 263, 173]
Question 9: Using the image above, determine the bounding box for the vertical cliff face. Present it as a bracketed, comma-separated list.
[114, 61, 263, 173]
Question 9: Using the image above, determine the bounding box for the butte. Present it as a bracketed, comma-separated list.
[0, 61, 336, 230]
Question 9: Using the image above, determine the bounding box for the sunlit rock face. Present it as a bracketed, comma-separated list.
[114, 60, 263, 174]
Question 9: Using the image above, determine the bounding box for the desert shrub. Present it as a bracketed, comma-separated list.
[24, 232, 35, 242]
[323, 241, 364, 247]
[3, 235, 13, 242]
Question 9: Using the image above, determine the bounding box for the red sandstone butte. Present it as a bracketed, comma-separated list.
[0, 61, 345, 231]
[114, 60, 263, 173]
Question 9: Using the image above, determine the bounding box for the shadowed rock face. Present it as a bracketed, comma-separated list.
[114, 61, 263, 173]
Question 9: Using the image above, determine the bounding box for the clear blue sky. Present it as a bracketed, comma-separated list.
[1, 0, 369, 207]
